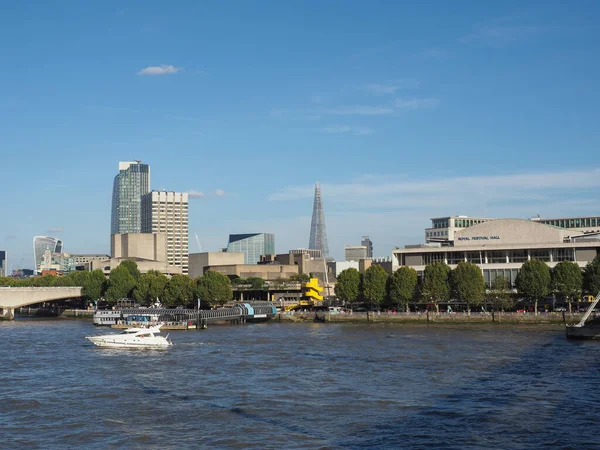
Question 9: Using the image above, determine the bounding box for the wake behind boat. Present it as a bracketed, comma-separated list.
[86, 325, 173, 349]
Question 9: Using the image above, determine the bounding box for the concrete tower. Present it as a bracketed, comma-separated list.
[308, 182, 329, 258]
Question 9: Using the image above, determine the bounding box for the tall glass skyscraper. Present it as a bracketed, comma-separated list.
[111, 161, 150, 235]
[226, 233, 275, 264]
[32, 236, 64, 274]
[0, 250, 6, 277]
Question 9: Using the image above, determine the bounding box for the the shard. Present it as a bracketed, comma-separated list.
[308, 182, 329, 257]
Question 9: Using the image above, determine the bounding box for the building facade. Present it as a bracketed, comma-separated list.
[111, 161, 150, 235]
[396, 218, 600, 288]
[226, 233, 275, 265]
[425, 215, 600, 244]
[0, 250, 6, 277]
[188, 252, 245, 279]
[361, 236, 373, 258]
[345, 245, 368, 261]
[33, 236, 64, 274]
[71, 254, 110, 266]
[308, 182, 329, 257]
[141, 191, 189, 274]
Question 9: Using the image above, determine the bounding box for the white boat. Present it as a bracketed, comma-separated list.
[566, 291, 600, 340]
[86, 325, 173, 349]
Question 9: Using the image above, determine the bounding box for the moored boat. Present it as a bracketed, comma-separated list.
[566, 291, 600, 340]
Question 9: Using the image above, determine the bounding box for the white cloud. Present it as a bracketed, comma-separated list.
[137, 65, 181, 76]
[320, 125, 374, 136]
[395, 97, 439, 109]
[47, 227, 64, 233]
[363, 80, 420, 94]
[187, 190, 205, 198]
[215, 189, 226, 197]
[460, 17, 546, 45]
[319, 106, 394, 116]
[265, 167, 600, 259]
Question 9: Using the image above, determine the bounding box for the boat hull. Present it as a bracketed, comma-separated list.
[565, 325, 600, 340]
[86, 336, 172, 349]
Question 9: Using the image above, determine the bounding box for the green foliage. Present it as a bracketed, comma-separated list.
[196, 270, 232, 307]
[85, 270, 107, 302]
[133, 270, 168, 306]
[516, 259, 551, 313]
[583, 255, 600, 296]
[421, 262, 451, 304]
[486, 275, 513, 311]
[334, 268, 360, 304]
[451, 261, 485, 311]
[231, 277, 247, 285]
[246, 277, 265, 290]
[119, 260, 141, 280]
[105, 265, 136, 303]
[362, 265, 389, 307]
[387, 266, 418, 310]
[290, 273, 310, 283]
[163, 275, 196, 307]
[552, 261, 582, 302]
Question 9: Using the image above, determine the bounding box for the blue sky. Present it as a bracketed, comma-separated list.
[2, 0, 600, 270]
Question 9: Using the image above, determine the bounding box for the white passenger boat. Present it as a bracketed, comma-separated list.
[86, 325, 173, 349]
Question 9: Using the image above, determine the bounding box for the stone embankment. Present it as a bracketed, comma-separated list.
[279, 311, 583, 325]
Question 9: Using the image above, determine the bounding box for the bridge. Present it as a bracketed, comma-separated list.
[0, 287, 83, 320]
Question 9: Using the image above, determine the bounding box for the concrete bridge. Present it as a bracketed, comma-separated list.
[0, 287, 83, 320]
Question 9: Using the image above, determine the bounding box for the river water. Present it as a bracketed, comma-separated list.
[1, 319, 599, 449]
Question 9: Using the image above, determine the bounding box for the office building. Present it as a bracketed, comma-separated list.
[141, 191, 189, 274]
[71, 254, 110, 266]
[111, 161, 150, 235]
[345, 245, 368, 261]
[395, 218, 600, 288]
[361, 236, 373, 258]
[226, 233, 275, 264]
[33, 236, 64, 274]
[308, 182, 329, 258]
[0, 250, 6, 277]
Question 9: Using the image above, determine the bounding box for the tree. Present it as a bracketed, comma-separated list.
[85, 269, 107, 303]
[451, 261, 485, 314]
[486, 275, 513, 312]
[196, 270, 232, 307]
[163, 275, 196, 307]
[421, 262, 451, 313]
[133, 270, 168, 306]
[119, 260, 141, 280]
[583, 255, 600, 297]
[246, 277, 265, 291]
[334, 268, 360, 306]
[552, 261, 582, 311]
[515, 259, 551, 315]
[105, 265, 136, 303]
[362, 265, 388, 310]
[387, 267, 418, 312]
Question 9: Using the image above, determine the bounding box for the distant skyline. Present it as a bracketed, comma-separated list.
[2, 1, 600, 270]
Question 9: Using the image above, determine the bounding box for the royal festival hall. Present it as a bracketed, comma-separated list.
[393, 216, 600, 288]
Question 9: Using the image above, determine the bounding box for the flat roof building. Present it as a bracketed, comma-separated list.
[345, 245, 368, 262]
[396, 218, 600, 289]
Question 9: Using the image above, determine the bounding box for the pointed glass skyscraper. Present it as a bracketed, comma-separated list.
[111, 161, 150, 235]
[308, 182, 329, 257]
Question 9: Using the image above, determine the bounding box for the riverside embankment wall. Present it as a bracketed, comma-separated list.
[279, 311, 582, 325]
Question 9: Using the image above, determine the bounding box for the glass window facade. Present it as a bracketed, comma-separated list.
[226, 233, 275, 265]
[32, 236, 64, 274]
[0, 250, 6, 277]
[111, 162, 150, 235]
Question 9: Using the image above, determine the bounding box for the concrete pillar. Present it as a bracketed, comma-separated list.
[0, 308, 14, 320]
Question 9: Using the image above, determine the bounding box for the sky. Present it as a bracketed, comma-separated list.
[1, 0, 600, 271]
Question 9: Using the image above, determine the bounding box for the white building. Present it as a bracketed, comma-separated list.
[141, 191, 189, 274]
[395, 218, 600, 288]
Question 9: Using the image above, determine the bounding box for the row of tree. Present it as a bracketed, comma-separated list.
[0, 261, 235, 308]
[334, 256, 600, 312]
